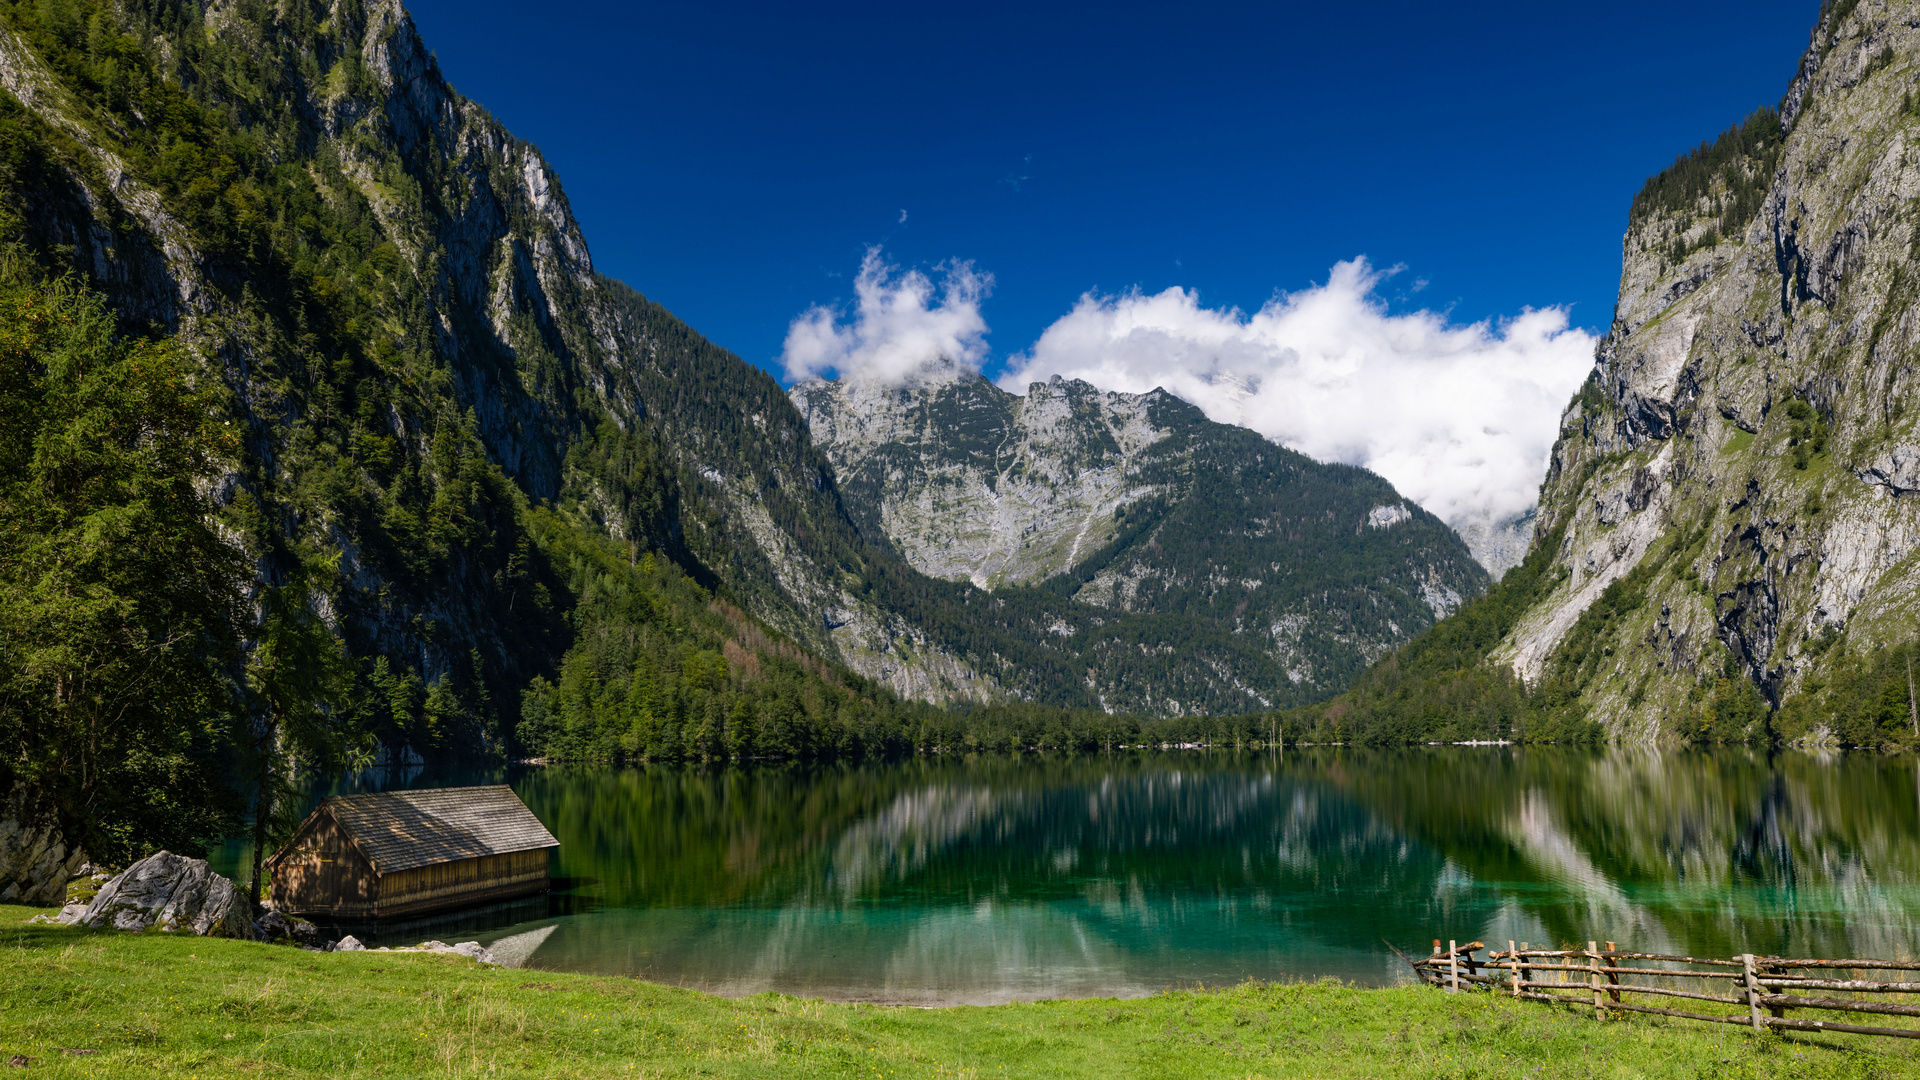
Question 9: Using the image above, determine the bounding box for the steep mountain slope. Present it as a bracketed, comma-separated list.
[793, 367, 1489, 695]
[0, 0, 1472, 730]
[1306, 0, 1920, 746]
[0, 0, 998, 751]
[1496, 0, 1920, 740]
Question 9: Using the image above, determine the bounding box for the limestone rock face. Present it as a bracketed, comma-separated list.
[0, 0, 1480, 722]
[0, 2, 1144, 719]
[66, 852, 255, 939]
[0, 789, 85, 906]
[795, 369, 1491, 704]
[795, 369, 1179, 589]
[1494, 0, 1920, 738]
[1452, 512, 1538, 581]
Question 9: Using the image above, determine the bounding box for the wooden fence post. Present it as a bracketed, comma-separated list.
[1764, 958, 1786, 1019]
[1420, 934, 1920, 1041]
[1742, 953, 1764, 1031]
[1589, 941, 1604, 1019]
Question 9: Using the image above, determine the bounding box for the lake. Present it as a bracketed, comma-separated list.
[215, 747, 1920, 1005]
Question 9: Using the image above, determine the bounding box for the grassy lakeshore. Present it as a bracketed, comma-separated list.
[0, 906, 1913, 1079]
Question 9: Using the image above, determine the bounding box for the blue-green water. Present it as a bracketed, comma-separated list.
[218, 747, 1920, 1004]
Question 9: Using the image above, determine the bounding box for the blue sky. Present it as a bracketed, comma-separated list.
[404, 0, 1818, 383]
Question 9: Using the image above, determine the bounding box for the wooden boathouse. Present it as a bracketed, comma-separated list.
[267, 786, 559, 919]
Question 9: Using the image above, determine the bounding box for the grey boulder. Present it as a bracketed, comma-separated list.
[252, 909, 325, 946]
[62, 851, 254, 938]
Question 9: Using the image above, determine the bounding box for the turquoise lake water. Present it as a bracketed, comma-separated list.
[215, 747, 1920, 1004]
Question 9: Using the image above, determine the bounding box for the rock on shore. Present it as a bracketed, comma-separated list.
[60, 851, 253, 938]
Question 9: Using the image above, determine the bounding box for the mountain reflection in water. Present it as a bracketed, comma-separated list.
[226, 748, 1920, 1004]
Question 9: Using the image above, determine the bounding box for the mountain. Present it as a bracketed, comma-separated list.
[0, 0, 1494, 759]
[1292, 0, 1920, 747]
[792, 366, 1490, 694]
[1452, 513, 1537, 581]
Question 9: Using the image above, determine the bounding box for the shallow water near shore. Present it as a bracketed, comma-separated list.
[214, 747, 1920, 1004]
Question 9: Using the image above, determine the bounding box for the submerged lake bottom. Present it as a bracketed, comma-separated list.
[218, 748, 1920, 1005]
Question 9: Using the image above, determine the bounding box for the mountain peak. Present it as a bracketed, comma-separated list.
[795, 372, 1489, 705]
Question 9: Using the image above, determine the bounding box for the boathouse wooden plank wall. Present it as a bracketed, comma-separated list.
[267, 786, 558, 919]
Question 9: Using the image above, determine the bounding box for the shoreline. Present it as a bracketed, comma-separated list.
[3, 902, 1912, 1078]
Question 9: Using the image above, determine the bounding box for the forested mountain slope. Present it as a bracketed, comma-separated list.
[0, 0, 1468, 771]
[1289, 0, 1920, 747]
[794, 368, 1488, 700]
[0, 0, 991, 858]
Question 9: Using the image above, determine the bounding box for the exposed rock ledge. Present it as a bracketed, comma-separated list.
[0, 787, 86, 906]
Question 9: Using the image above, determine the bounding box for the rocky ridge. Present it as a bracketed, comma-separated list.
[0, 0, 1526, 731]
[0, 0, 1033, 719]
[796, 368, 1491, 698]
[1490, 0, 1920, 739]
[794, 367, 1173, 590]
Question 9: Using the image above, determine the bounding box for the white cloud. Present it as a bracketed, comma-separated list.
[780, 249, 991, 384]
[996, 258, 1596, 532]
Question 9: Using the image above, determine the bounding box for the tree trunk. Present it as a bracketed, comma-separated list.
[248, 719, 275, 909]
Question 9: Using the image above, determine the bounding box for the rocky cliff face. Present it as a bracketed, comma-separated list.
[794, 367, 1174, 589]
[0, 0, 645, 754]
[3, 0, 1468, 725]
[1495, 0, 1920, 739]
[0, 788, 84, 905]
[1454, 513, 1537, 581]
[0, 0, 1023, 724]
[795, 368, 1490, 698]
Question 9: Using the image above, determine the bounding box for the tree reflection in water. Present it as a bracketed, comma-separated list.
[241, 749, 1920, 1004]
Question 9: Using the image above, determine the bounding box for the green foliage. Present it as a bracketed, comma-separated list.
[1674, 649, 1772, 745]
[1535, 550, 1664, 711]
[0, 274, 248, 861]
[515, 505, 913, 764]
[0, 0, 585, 763]
[1268, 506, 1578, 746]
[1869, 44, 1896, 78]
[240, 565, 359, 901]
[1629, 108, 1784, 259]
[1780, 396, 1829, 470]
[1775, 640, 1920, 749]
[515, 502, 1306, 763]
[1821, 0, 1864, 40]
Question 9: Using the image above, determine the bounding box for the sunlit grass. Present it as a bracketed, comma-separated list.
[0, 904, 1911, 1078]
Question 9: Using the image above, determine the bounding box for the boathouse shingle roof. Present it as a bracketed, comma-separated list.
[323, 786, 558, 873]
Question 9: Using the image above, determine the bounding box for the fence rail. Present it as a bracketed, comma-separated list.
[1409, 938, 1920, 1042]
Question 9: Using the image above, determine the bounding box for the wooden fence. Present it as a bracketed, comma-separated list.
[1409, 938, 1920, 1041]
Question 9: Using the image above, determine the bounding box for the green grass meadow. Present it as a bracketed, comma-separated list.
[1, 905, 1915, 1078]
